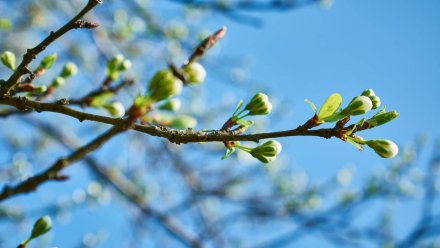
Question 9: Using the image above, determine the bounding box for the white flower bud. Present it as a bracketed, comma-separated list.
[30, 215, 52, 239]
[148, 69, 183, 102]
[361, 89, 376, 97]
[366, 139, 399, 158]
[1, 51, 15, 70]
[244, 92, 272, 116]
[370, 95, 381, 109]
[342, 96, 373, 116]
[51, 76, 65, 87]
[249, 140, 282, 163]
[183, 62, 206, 84]
[60, 62, 77, 78]
[104, 102, 125, 117]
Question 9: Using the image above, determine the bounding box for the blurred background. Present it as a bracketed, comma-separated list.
[0, 0, 439, 247]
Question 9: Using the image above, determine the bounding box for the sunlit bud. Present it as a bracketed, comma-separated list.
[33, 85, 47, 93]
[182, 62, 206, 84]
[366, 139, 399, 158]
[51, 76, 65, 87]
[370, 95, 381, 109]
[366, 110, 399, 128]
[158, 98, 181, 112]
[30, 215, 52, 239]
[104, 102, 125, 117]
[118, 60, 131, 71]
[1, 51, 15, 70]
[244, 92, 272, 116]
[170, 115, 197, 129]
[249, 140, 282, 164]
[107, 54, 124, 72]
[60, 62, 77, 78]
[147, 69, 183, 102]
[341, 96, 373, 115]
[39, 53, 57, 69]
[361, 89, 376, 97]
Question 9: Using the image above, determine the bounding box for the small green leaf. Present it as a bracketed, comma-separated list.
[222, 147, 236, 160]
[318, 93, 342, 121]
[346, 138, 364, 150]
[321, 112, 346, 123]
[236, 119, 254, 128]
[232, 99, 244, 116]
[304, 99, 317, 113]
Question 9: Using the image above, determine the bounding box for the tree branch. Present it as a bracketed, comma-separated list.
[0, 0, 102, 95]
[0, 122, 127, 202]
[0, 96, 341, 144]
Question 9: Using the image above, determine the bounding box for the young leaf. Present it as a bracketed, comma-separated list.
[304, 99, 317, 113]
[232, 99, 244, 116]
[222, 147, 236, 160]
[318, 93, 342, 121]
[346, 138, 364, 150]
[236, 119, 254, 128]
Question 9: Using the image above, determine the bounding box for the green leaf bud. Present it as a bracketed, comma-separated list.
[341, 96, 373, 116]
[1, 51, 16, 70]
[365, 110, 399, 128]
[107, 54, 124, 72]
[366, 139, 399, 158]
[244, 92, 272, 116]
[39, 53, 57, 69]
[182, 62, 206, 84]
[361, 89, 376, 97]
[60, 62, 77, 78]
[33, 85, 47, 93]
[104, 102, 125, 117]
[51, 76, 65, 87]
[369, 95, 381, 109]
[249, 140, 282, 164]
[30, 215, 52, 240]
[158, 98, 181, 112]
[170, 115, 197, 129]
[147, 69, 183, 102]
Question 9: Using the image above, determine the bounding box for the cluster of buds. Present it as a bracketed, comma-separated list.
[147, 69, 183, 102]
[51, 62, 78, 89]
[340, 89, 381, 116]
[105, 54, 131, 81]
[361, 89, 381, 109]
[182, 62, 206, 84]
[236, 140, 282, 163]
[221, 93, 279, 163]
[20, 215, 52, 248]
[1, 50, 16, 71]
[232, 92, 273, 121]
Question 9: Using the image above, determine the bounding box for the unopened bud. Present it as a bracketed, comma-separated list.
[39, 53, 57, 69]
[170, 115, 197, 129]
[182, 62, 206, 84]
[341, 96, 373, 116]
[51, 76, 65, 87]
[244, 92, 272, 116]
[158, 98, 181, 112]
[249, 140, 282, 164]
[366, 139, 399, 158]
[104, 102, 125, 117]
[30, 215, 52, 239]
[147, 69, 183, 102]
[60, 62, 77, 78]
[361, 89, 376, 97]
[370, 95, 381, 109]
[33, 85, 47, 93]
[366, 110, 399, 128]
[118, 60, 131, 71]
[1, 51, 15, 70]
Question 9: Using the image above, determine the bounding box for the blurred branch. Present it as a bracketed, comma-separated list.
[0, 0, 102, 95]
[0, 122, 128, 202]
